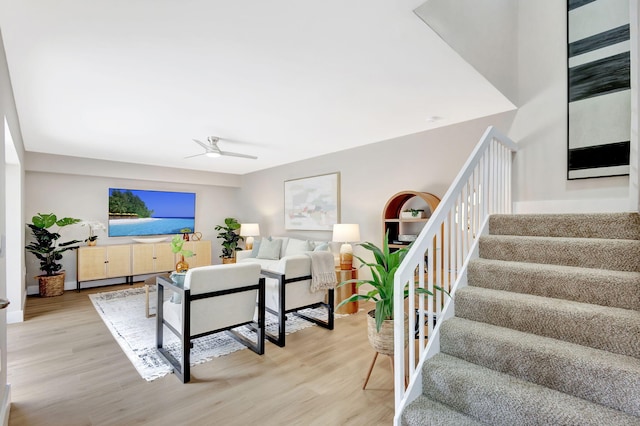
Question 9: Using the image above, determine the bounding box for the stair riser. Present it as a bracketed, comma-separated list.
[489, 213, 640, 240]
[439, 318, 640, 417]
[455, 288, 640, 358]
[467, 259, 640, 310]
[422, 354, 639, 426]
[479, 236, 640, 272]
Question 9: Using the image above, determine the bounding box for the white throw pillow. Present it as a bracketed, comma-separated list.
[313, 242, 330, 252]
[249, 238, 262, 257]
[285, 238, 313, 256]
[257, 238, 282, 260]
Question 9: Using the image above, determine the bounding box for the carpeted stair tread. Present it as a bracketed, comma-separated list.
[439, 317, 640, 416]
[421, 353, 640, 426]
[478, 234, 640, 272]
[468, 258, 640, 310]
[455, 286, 640, 358]
[489, 212, 640, 240]
[401, 396, 486, 426]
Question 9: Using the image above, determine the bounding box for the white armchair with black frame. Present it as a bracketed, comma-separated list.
[155, 263, 265, 383]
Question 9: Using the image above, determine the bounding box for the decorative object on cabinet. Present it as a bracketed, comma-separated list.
[132, 237, 168, 244]
[215, 217, 243, 263]
[400, 209, 425, 219]
[171, 234, 193, 272]
[284, 172, 340, 230]
[180, 228, 192, 241]
[240, 223, 260, 250]
[81, 220, 106, 246]
[382, 191, 440, 250]
[26, 213, 83, 297]
[190, 231, 202, 241]
[332, 223, 360, 270]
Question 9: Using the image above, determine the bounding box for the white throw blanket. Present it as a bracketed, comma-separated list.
[306, 251, 337, 292]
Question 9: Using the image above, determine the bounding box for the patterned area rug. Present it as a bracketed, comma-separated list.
[89, 287, 327, 381]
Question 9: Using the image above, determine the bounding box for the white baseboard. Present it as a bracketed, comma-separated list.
[513, 197, 634, 214]
[6, 310, 23, 324]
[0, 384, 10, 426]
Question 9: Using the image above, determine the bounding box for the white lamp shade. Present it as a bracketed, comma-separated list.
[332, 224, 360, 243]
[240, 223, 260, 236]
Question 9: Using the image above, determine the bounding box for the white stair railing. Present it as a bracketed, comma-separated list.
[392, 126, 518, 424]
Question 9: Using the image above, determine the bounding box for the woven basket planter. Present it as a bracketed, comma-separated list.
[367, 310, 408, 356]
[37, 272, 65, 297]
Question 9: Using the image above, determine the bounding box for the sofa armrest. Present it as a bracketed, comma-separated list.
[276, 254, 311, 278]
[236, 250, 253, 262]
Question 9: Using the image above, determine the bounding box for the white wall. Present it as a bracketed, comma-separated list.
[510, 0, 634, 213]
[239, 112, 516, 254]
[0, 26, 24, 424]
[24, 170, 241, 293]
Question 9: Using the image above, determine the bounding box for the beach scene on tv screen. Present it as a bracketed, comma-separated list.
[108, 188, 196, 237]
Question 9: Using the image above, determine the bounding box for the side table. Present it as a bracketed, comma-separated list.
[335, 268, 358, 314]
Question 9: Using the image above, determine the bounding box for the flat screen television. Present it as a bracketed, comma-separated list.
[108, 188, 196, 237]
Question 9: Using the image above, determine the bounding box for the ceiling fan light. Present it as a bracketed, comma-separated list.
[205, 151, 221, 158]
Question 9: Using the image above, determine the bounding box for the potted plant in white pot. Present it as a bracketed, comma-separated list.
[25, 213, 83, 297]
[81, 220, 106, 246]
[214, 217, 243, 264]
[337, 231, 443, 356]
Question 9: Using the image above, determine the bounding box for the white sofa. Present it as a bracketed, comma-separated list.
[237, 236, 335, 347]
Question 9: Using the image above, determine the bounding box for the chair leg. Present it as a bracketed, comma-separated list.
[362, 352, 379, 390]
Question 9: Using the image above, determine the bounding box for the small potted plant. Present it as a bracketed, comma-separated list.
[81, 221, 106, 246]
[400, 208, 425, 219]
[170, 234, 194, 274]
[25, 213, 83, 297]
[214, 217, 244, 264]
[179, 228, 193, 241]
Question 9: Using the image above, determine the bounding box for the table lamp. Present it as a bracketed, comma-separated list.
[240, 223, 260, 250]
[332, 223, 360, 270]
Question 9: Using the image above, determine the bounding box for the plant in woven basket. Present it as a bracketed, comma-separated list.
[26, 213, 83, 297]
[26, 213, 83, 276]
[337, 230, 441, 333]
[214, 217, 244, 260]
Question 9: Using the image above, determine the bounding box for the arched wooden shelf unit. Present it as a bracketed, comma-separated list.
[382, 191, 441, 250]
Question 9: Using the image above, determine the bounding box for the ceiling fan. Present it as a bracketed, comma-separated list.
[186, 136, 258, 160]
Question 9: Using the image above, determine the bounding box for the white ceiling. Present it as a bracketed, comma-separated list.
[0, 0, 514, 175]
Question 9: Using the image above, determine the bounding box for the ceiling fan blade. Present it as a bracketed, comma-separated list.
[219, 150, 258, 160]
[184, 152, 206, 159]
[192, 139, 212, 151]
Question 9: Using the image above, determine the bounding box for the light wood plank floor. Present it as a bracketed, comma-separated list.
[7, 283, 395, 425]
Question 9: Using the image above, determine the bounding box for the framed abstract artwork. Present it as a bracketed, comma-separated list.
[567, 0, 631, 179]
[284, 172, 340, 230]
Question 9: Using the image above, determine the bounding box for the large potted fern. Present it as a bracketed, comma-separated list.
[25, 213, 83, 297]
[337, 231, 435, 355]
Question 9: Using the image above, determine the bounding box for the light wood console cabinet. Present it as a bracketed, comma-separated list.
[77, 241, 212, 291]
[77, 245, 132, 282]
[182, 240, 212, 269]
[132, 243, 175, 275]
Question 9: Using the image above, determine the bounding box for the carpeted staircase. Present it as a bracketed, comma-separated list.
[402, 213, 640, 425]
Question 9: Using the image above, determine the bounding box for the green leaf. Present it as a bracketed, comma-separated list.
[56, 217, 81, 227]
[33, 213, 56, 229]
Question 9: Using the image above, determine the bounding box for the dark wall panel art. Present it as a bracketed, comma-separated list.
[567, 0, 631, 179]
